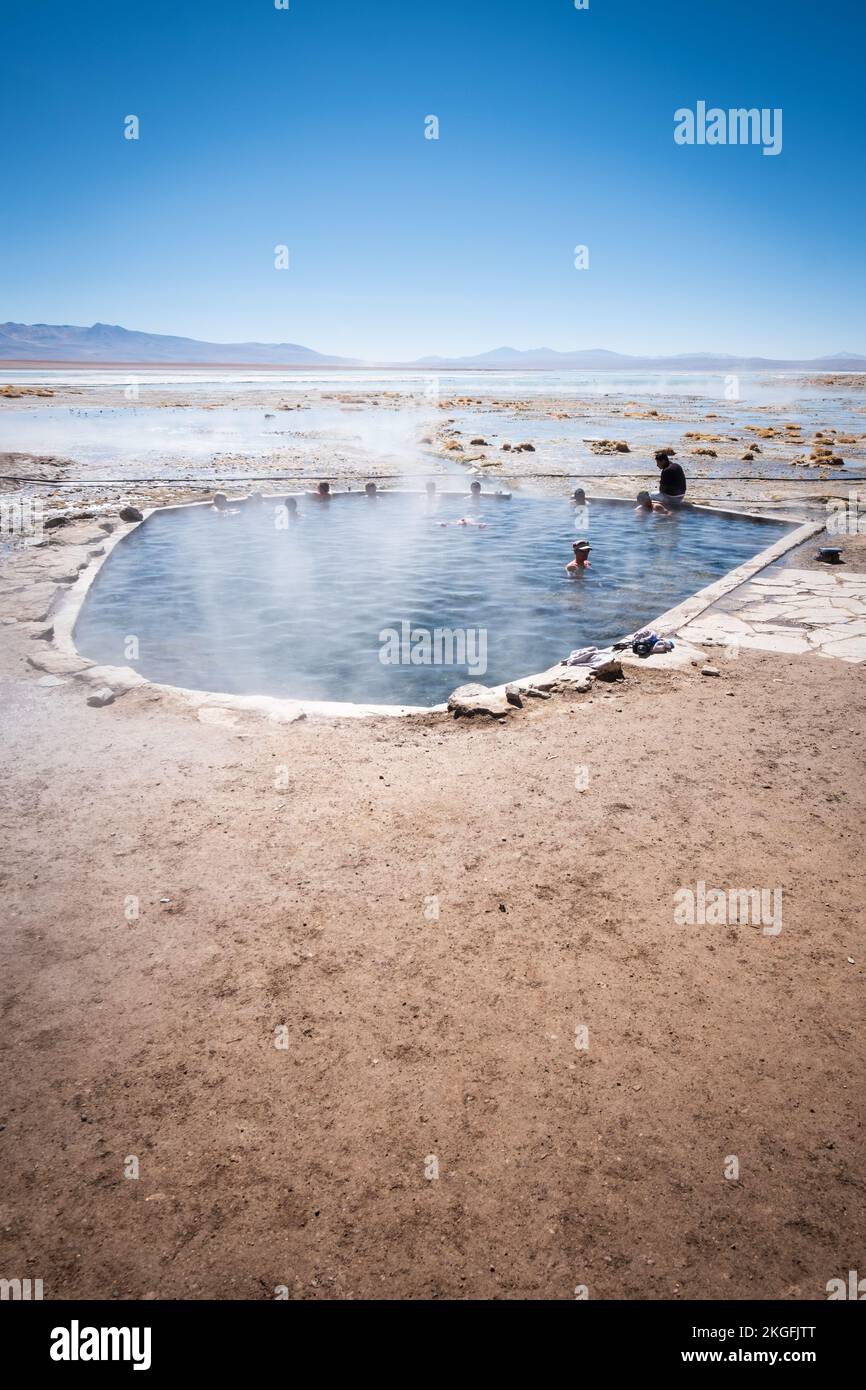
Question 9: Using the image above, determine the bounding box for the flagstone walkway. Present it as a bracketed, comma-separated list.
[679, 567, 866, 663]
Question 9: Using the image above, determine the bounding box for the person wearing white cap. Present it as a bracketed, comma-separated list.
[566, 539, 591, 573]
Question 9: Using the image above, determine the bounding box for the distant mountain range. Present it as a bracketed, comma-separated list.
[411, 345, 866, 371]
[0, 322, 357, 367]
[2, 322, 865, 372]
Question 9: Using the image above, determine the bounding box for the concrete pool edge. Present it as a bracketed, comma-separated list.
[48, 492, 823, 721]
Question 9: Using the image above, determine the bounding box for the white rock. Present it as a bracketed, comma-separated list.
[447, 683, 514, 718]
[86, 687, 116, 707]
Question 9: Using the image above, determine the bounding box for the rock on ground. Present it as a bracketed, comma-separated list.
[447, 682, 514, 717]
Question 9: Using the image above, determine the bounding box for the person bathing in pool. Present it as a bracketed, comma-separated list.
[566, 539, 591, 573]
[572, 487, 590, 529]
[635, 490, 670, 515]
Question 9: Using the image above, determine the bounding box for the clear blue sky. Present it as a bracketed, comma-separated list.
[3, 0, 864, 360]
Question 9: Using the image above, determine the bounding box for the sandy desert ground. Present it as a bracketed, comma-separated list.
[1, 378, 864, 1300]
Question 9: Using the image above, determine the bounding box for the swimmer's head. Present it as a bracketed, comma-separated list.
[284, 496, 298, 513]
[636, 490, 652, 508]
[573, 488, 586, 504]
[212, 492, 228, 510]
[365, 482, 377, 496]
[573, 540, 591, 556]
[317, 481, 331, 496]
[470, 480, 482, 495]
[246, 491, 265, 506]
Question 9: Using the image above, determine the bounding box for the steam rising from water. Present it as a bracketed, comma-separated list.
[74, 494, 791, 705]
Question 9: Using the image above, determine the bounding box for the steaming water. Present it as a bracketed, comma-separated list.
[0, 403, 438, 475]
[2, 395, 861, 484]
[3, 371, 862, 494]
[74, 494, 791, 706]
[3, 367, 860, 402]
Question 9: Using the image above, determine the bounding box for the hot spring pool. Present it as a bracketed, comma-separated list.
[74, 493, 792, 706]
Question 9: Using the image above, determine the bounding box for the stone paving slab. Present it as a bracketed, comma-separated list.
[680, 565, 866, 664]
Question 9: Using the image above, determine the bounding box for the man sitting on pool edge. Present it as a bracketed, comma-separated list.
[653, 449, 687, 505]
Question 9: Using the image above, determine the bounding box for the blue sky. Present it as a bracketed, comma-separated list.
[3, 0, 864, 359]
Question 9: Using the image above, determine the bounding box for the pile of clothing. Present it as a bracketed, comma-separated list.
[562, 630, 675, 666]
[624, 628, 675, 657]
[561, 645, 614, 668]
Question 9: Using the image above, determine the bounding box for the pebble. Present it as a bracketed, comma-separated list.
[701, 665, 721, 677]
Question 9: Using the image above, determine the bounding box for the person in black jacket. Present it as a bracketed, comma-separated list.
[654, 449, 687, 504]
